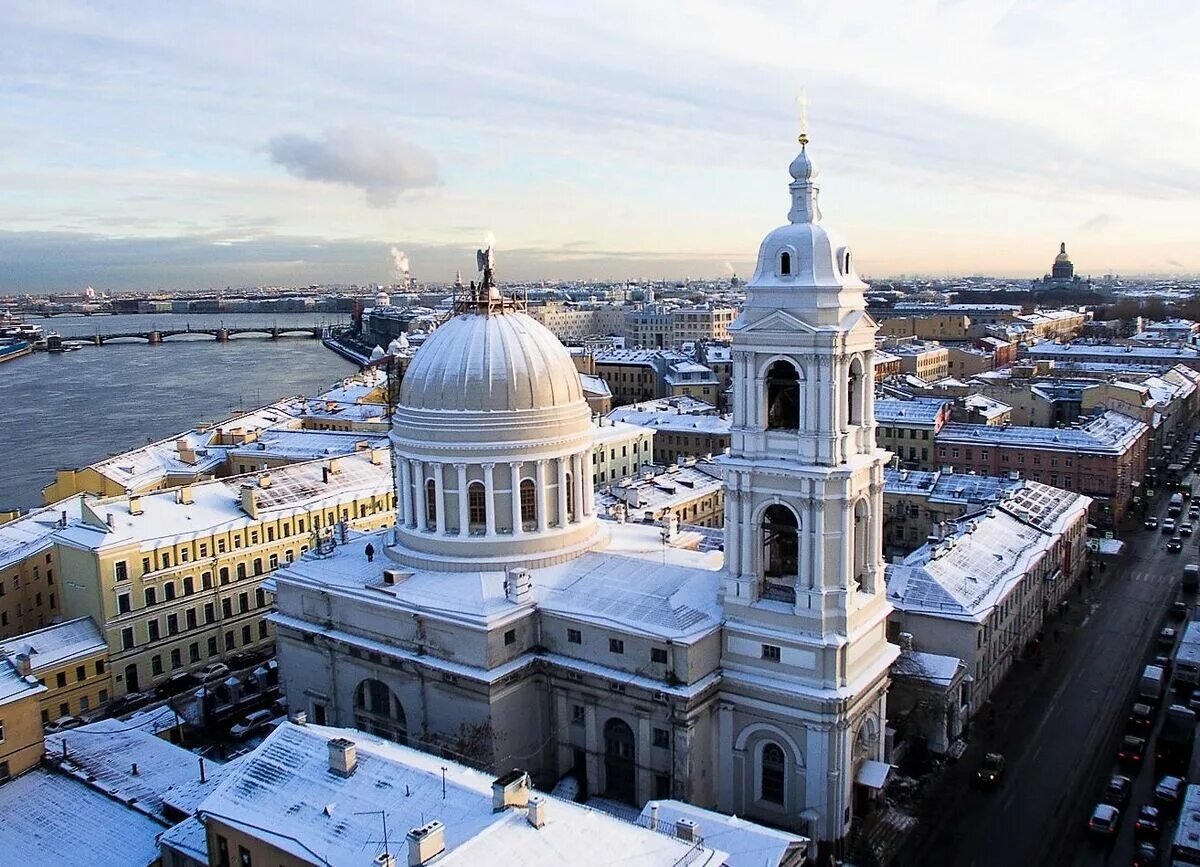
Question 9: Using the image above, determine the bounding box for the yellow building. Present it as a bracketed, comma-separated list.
[1, 617, 111, 724]
[0, 655, 46, 781]
[0, 508, 63, 639]
[54, 451, 396, 698]
[878, 314, 972, 341]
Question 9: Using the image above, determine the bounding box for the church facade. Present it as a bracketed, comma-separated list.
[270, 136, 897, 852]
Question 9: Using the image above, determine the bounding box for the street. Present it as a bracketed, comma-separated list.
[897, 496, 1194, 866]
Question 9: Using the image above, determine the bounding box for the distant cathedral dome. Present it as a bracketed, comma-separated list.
[1051, 242, 1074, 280]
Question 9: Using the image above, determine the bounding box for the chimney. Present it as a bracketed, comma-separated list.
[527, 794, 547, 828]
[898, 632, 914, 651]
[327, 737, 357, 777]
[492, 769, 531, 811]
[176, 438, 188, 453]
[406, 821, 445, 867]
[290, 710, 308, 726]
[13, 653, 31, 677]
[322, 466, 331, 485]
[240, 485, 259, 520]
[128, 495, 143, 516]
[504, 569, 532, 604]
[59, 510, 67, 529]
[374, 854, 396, 867]
[177, 486, 194, 505]
[105, 513, 115, 530]
[371, 448, 386, 466]
[647, 801, 660, 831]
[675, 817, 699, 843]
[258, 473, 272, 489]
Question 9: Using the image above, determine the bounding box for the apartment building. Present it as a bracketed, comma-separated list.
[592, 419, 656, 485]
[595, 459, 725, 528]
[53, 452, 396, 698]
[607, 403, 731, 466]
[874, 398, 952, 470]
[527, 301, 626, 342]
[0, 505, 67, 638]
[0, 617, 111, 723]
[888, 341, 950, 382]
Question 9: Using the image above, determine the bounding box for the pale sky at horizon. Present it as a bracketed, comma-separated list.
[2, 1, 1198, 292]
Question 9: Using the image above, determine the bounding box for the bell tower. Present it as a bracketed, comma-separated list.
[715, 134, 898, 853]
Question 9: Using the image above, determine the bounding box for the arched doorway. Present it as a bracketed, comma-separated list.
[603, 718, 637, 804]
[354, 678, 407, 744]
[765, 361, 801, 430]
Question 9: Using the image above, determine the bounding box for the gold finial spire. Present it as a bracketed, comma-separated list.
[796, 88, 809, 148]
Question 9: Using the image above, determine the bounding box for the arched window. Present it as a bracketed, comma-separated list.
[853, 498, 871, 592]
[844, 250, 852, 273]
[847, 356, 865, 427]
[354, 678, 407, 744]
[604, 718, 637, 804]
[425, 479, 437, 529]
[760, 742, 786, 805]
[779, 251, 792, 276]
[765, 361, 801, 431]
[468, 481, 487, 533]
[520, 478, 537, 528]
[565, 473, 576, 521]
[762, 504, 799, 580]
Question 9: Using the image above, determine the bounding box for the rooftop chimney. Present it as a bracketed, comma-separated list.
[374, 854, 396, 867]
[240, 485, 259, 520]
[675, 817, 699, 843]
[128, 495, 143, 516]
[406, 820, 445, 867]
[327, 737, 357, 777]
[104, 512, 115, 530]
[527, 794, 547, 828]
[13, 653, 31, 678]
[504, 569, 532, 604]
[290, 710, 308, 726]
[258, 473, 272, 489]
[647, 801, 660, 831]
[492, 769, 531, 811]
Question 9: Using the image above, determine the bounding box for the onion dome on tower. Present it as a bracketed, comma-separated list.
[388, 246, 602, 572]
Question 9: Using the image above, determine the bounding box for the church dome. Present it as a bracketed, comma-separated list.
[398, 311, 584, 413]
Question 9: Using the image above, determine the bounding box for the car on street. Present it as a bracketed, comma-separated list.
[1128, 703, 1155, 732]
[1183, 523, 1195, 537]
[1169, 535, 1185, 552]
[1146, 516, 1160, 530]
[229, 709, 275, 740]
[196, 662, 231, 683]
[976, 752, 1005, 786]
[1160, 627, 1179, 649]
[155, 671, 199, 698]
[106, 691, 153, 717]
[1088, 803, 1120, 840]
[1133, 841, 1160, 867]
[1119, 735, 1147, 766]
[1172, 600, 1190, 620]
[1189, 690, 1200, 713]
[44, 715, 84, 734]
[1164, 517, 1178, 533]
[1103, 774, 1133, 806]
[1155, 775, 1186, 810]
[1134, 805, 1162, 838]
[1190, 506, 1200, 520]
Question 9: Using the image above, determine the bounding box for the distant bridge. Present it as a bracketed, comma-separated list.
[79, 325, 325, 345]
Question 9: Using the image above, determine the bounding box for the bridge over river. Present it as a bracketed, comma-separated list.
[73, 325, 325, 345]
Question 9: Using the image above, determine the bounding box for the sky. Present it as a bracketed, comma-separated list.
[1, 0, 1198, 292]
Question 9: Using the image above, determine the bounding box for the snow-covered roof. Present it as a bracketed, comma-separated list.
[0, 498, 83, 571]
[198, 722, 726, 867]
[0, 616, 105, 672]
[159, 816, 209, 863]
[874, 398, 950, 425]
[938, 410, 1147, 454]
[54, 452, 392, 553]
[0, 771, 163, 866]
[961, 393, 1011, 419]
[612, 396, 718, 416]
[606, 407, 731, 435]
[635, 800, 807, 867]
[228, 428, 389, 461]
[891, 649, 964, 687]
[1028, 340, 1200, 361]
[579, 373, 612, 397]
[595, 462, 724, 516]
[592, 418, 652, 446]
[0, 654, 46, 706]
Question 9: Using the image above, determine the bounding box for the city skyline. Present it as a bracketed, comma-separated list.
[2, 1, 1198, 292]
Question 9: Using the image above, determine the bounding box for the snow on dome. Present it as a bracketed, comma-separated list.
[369, 345, 386, 362]
[398, 312, 584, 413]
[788, 141, 817, 182]
[386, 337, 405, 356]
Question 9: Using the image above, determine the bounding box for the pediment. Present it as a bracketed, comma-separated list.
[737, 308, 819, 335]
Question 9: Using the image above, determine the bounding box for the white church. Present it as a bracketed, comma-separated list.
[269, 135, 898, 855]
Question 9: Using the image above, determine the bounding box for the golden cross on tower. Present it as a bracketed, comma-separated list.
[796, 88, 809, 147]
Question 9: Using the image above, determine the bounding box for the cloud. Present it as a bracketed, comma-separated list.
[1081, 213, 1112, 231]
[266, 127, 439, 206]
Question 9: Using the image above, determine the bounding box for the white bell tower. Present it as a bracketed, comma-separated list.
[715, 134, 898, 854]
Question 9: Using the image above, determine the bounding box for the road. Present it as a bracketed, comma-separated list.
[897, 497, 1195, 867]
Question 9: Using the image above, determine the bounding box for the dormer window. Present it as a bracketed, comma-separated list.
[779, 251, 791, 276]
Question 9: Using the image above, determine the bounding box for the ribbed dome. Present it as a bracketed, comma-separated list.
[398, 311, 584, 413]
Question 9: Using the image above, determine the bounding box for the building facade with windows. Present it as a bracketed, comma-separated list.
[52, 452, 395, 698]
[271, 138, 896, 858]
[0, 655, 45, 782]
[0, 617, 111, 724]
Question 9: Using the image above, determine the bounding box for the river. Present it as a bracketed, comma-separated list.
[0, 313, 360, 510]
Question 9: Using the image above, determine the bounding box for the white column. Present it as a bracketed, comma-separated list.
[799, 496, 813, 591]
[433, 463, 446, 535]
[411, 459, 425, 529]
[725, 485, 741, 579]
[556, 457, 569, 528]
[813, 500, 826, 590]
[510, 462, 524, 536]
[399, 458, 413, 527]
[536, 460, 549, 532]
[843, 499, 855, 590]
[456, 464, 469, 535]
[570, 453, 583, 521]
[580, 452, 594, 516]
[482, 463, 496, 537]
[739, 474, 753, 578]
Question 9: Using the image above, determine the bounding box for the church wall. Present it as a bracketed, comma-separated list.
[489, 673, 554, 781]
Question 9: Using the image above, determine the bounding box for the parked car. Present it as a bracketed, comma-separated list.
[229, 709, 275, 740]
[1134, 805, 1162, 838]
[1164, 517, 1178, 533]
[1159, 627, 1179, 649]
[44, 715, 83, 734]
[155, 671, 199, 698]
[1088, 803, 1120, 840]
[1182, 522, 1194, 537]
[1155, 775, 1186, 810]
[1118, 735, 1147, 766]
[1169, 535, 1184, 553]
[976, 753, 1005, 786]
[1189, 505, 1200, 520]
[106, 691, 153, 717]
[1171, 600, 1190, 620]
[1189, 690, 1200, 713]
[1146, 516, 1160, 530]
[1103, 774, 1133, 806]
[1128, 704, 1155, 732]
[1133, 842, 1159, 867]
[196, 662, 231, 683]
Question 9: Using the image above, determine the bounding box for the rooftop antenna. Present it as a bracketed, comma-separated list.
[354, 810, 394, 862]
